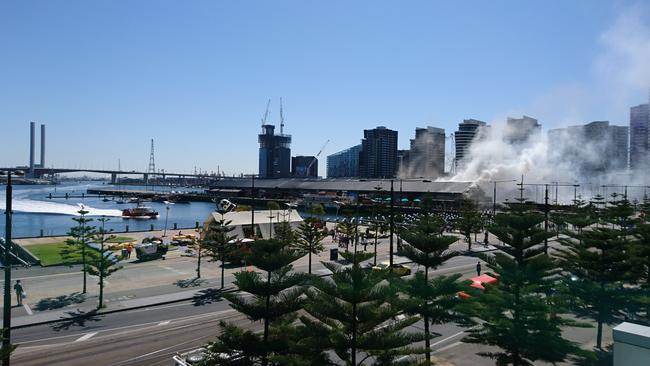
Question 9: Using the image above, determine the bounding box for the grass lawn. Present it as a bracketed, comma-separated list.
[107, 236, 135, 243]
[25, 242, 83, 267]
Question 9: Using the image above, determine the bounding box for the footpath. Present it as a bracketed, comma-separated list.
[1, 232, 498, 329]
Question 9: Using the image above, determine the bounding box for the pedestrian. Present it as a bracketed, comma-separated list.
[483, 231, 489, 247]
[127, 244, 133, 258]
[14, 280, 24, 306]
[362, 235, 368, 251]
[476, 261, 482, 276]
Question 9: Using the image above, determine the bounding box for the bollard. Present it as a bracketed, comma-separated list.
[125, 225, 129, 232]
[48, 193, 52, 199]
[65, 193, 69, 199]
[195, 221, 199, 229]
[40, 229, 44, 237]
[150, 224, 154, 231]
[173, 223, 177, 230]
[82, 193, 85, 198]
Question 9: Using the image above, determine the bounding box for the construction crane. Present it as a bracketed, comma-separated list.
[306, 139, 329, 175]
[279, 97, 285, 135]
[260, 99, 271, 127]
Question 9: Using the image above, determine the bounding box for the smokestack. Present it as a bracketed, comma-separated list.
[29, 121, 35, 172]
[40, 124, 45, 168]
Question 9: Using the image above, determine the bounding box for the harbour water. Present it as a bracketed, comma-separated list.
[0, 182, 218, 238]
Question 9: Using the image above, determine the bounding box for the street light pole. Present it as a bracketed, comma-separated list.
[3, 172, 15, 366]
[389, 180, 394, 267]
[163, 205, 170, 237]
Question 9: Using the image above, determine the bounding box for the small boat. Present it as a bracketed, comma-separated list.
[102, 197, 110, 202]
[122, 204, 159, 219]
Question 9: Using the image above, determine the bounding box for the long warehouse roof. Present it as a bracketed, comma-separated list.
[209, 178, 477, 194]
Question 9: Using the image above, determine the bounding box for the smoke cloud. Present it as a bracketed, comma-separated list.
[444, 4, 650, 203]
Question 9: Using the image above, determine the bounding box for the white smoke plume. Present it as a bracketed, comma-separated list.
[445, 4, 650, 204]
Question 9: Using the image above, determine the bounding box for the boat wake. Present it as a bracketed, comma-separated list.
[0, 198, 123, 217]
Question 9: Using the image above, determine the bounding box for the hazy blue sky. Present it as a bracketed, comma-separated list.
[1, 1, 649, 175]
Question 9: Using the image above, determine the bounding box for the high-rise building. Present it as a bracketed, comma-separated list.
[403, 126, 445, 178]
[292, 156, 318, 178]
[506, 115, 541, 144]
[258, 124, 291, 178]
[326, 145, 362, 178]
[454, 119, 487, 169]
[548, 121, 628, 175]
[630, 99, 650, 171]
[359, 126, 398, 179]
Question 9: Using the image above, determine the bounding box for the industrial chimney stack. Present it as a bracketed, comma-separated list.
[40, 124, 45, 168]
[29, 121, 35, 173]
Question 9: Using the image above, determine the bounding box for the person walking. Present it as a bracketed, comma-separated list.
[476, 261, 482, 276]
[483, 231, 489, 247]
[14, 280, 24, 306]
[127, 244, 133, 259]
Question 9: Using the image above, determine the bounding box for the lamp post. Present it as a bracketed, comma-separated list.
[2, 170, 23, 366]
[163, 205, 170, 237]
[489, 179, 516, 217]
[389, 180, 394, 267]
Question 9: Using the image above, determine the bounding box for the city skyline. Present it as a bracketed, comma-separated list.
[1, 1, 649, 175]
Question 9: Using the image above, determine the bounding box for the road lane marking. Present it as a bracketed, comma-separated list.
[157, 320, 170, 326]
[16, 309, 238, 346]
[23, 304, 33, 315]
[158, 265, 188, 275]
[74, 332, 97, 342]
[433, 341, 463, 354]
[430, 330, 466, 348]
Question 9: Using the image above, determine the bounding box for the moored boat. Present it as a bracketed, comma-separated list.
[122, 204, 159, 219]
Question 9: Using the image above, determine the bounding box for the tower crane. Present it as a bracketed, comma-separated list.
[260, 99, 271, 127]
[306, 139, 329, 175]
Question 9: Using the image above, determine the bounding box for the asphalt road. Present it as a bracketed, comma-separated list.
[10, 255, 481, 366]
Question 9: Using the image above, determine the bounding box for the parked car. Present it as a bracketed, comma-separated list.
[371, 261, 411, 276]
[457, 273, 498, 299]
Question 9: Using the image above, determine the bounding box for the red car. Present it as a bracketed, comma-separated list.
[458, 274, 498, 299]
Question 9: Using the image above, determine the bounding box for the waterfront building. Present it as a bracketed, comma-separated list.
[630, 98, 650, 171]
[326, 144, 362, 178]
[291, 156, 318, 178]
[359, 126, 398, 179]
[258, 124, 291, 178]
[506, 115, 541, 144]
[404, 126, 445, 178]
[454, 119, 487, 170]
[548, 121, 629, 175]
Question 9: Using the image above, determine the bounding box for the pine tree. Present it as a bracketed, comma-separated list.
[456, 199, 482, 251]
[464, 201, 583, 365]
[298, 251, 425, 365]
[398, 212, 465, 364]
[203, 215, 237, 290]
[557, 196, 636, 349]
[204, 239, 306, 365]
[294, 218, 328, 274]
[87, 217, 122, 309]
[631, 200, 650, 324]
[62, 209, 95, 294]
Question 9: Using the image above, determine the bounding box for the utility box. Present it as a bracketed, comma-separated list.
[330, 248, 338, 261]
[613, 322, 650, 366]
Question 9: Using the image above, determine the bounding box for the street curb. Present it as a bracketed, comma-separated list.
[11, 286, 237, 330]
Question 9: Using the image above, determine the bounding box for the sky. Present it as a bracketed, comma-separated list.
[1, 0, 649, 176]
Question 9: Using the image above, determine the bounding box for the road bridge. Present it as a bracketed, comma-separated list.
[0, 167, 214, 184]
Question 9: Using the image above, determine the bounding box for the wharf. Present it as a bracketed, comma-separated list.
[86, 188, 215, 202]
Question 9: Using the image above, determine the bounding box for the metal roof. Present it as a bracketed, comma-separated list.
[209, 178, 476, 195]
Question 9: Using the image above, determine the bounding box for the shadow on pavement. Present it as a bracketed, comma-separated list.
[174, 278, 207, 288]
[192, 288, 223, 307]
[34, 292, 86, 311]
[51, 309, 104, 331]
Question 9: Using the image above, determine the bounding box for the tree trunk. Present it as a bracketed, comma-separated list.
[374, 229, 379, 265]
[82, 242, 87, 294]
[262, 270, 271, 366]
[352, 300, 357, 365]
[196, 245, 201, 278]
[424, 266, 430, 362]
[308, 244, 312, 275]
[220, 254, 225, 289]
